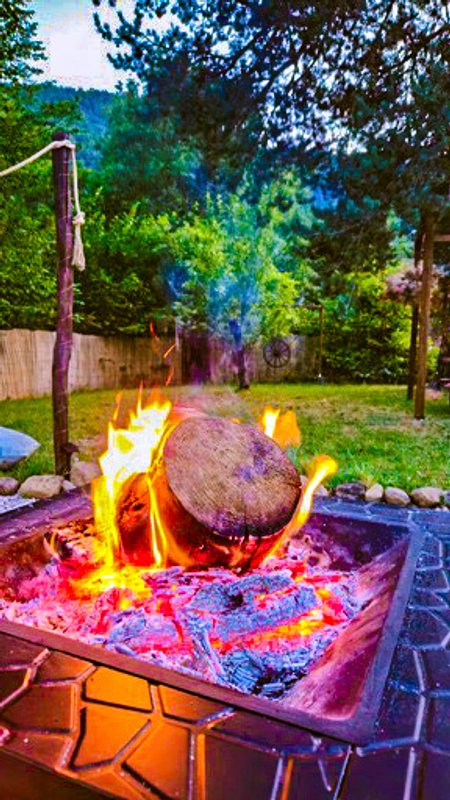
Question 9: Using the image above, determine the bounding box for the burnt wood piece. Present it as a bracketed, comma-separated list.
[117, 417, 301, 570]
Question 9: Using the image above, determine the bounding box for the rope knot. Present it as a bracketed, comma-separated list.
[73, 211, 85, 227]
[72, 210, 86, 271]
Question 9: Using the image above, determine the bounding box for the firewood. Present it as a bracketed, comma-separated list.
[117, 416, 301, 570]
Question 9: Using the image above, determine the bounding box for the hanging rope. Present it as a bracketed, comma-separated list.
[0, 138, 85, 271]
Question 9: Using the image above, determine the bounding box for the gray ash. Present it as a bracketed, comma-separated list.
[0, 519, 359, 701]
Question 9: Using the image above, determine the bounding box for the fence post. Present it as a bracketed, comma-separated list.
[51, 131, 73, 476]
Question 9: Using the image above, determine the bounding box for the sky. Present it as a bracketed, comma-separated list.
[32, 0, 131, 91]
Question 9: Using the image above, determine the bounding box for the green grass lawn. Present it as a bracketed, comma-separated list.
[1, 384, 449, 491]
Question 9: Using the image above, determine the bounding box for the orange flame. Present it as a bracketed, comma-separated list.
[92, 394, 174, 573]
[261, 406, 301, 449]
[268, 454, 338, 558]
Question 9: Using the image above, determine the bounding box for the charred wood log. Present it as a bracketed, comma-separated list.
[117, 416, 301, 570]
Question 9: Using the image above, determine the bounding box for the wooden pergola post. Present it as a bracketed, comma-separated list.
[51, 131, 73, 476]
[414, 211, 435, 420]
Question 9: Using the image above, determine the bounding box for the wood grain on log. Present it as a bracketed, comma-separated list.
[117, 416, 301, 570]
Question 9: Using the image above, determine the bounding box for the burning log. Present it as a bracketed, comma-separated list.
[117, 416, 301, 570]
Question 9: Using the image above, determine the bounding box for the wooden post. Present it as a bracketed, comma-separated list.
[318, 304, 324, 380]
[407, 302, 419, 401]
[414, 212, 435, 420]
[407, 229, 422, 401]
[51, 131, 73, 476]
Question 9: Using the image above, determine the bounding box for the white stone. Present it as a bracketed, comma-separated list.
[19, 475, 63, 499]
[410, 487, 443, 508]
[62, 480, 77, 493]
[365, 483, 384, 502]
[384, 487, 410, 507]
[315, 484, 329, 497]
[0, 477, 20, 496]
[70, 460, 101, 487]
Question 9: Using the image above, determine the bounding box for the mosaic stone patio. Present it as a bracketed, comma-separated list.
[0, 498, 449, 799]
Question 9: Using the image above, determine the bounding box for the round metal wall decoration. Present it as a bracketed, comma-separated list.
[263, 337, 291, 368]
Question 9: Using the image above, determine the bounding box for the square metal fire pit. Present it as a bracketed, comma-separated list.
[0, 491, 423, 748]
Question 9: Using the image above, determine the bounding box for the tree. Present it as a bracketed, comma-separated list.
[0, 0, 44, 84]
[94, 1, 450, 413]
[169, 172, 315, 388]
[94, 85, 201, 216]
[0, 3, 80, 331]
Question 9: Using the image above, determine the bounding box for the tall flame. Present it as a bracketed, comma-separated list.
[267, 454, 338, 559]
[261, 406, 301, 449]
[92, 394, 173, 569]
[261, 406, 280, 439]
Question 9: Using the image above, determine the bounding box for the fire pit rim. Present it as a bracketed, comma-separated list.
[0, 492, 424, 745]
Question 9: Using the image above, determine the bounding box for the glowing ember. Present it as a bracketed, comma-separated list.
[0, 521, 358, 699]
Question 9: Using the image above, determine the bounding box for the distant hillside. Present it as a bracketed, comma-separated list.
[35, 83, 114, 168]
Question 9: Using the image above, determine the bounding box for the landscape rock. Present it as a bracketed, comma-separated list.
[62, 480, 77, 493]
[70, 460, 101, 487]
[0, 426, 39, 468]
[410, 486, 443, 508]
[385, 487, 410, 507]
[315, 484, 330, 498]
[335, 482, 366, 501]
[19, 475, 63, 499]
[443, 490, 450, 509]
[0, 477, 20, 496]
[365, 483, 384, 502]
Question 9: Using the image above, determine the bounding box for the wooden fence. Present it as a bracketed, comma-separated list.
[0, 329, 317, 401]
[0, 329, 181, 401]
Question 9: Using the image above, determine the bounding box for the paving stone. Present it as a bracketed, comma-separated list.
[36, 652, 91, 684]
[340, 748, 410, 799]
[422, 649, 450, 691]
[1, 685, 75, 732]
[401, 609, 450, 648]
[0, 493, 34, 516]
[4, 731, 71, 770]
[125, 720, 189, 798]
[204, 735, 278, 800]
[421, 751, 450, 798]
[84, 772, 152, 800]
[386, 646, 421, 693]
[159, 686, 226, 723]
[72, 703, 148, 769]
[0, 670, 27, 704]
[0, 633, 45, 668]
[409, 588, 448, 610]
[428, 697, 450, 749]
[84, 667, 152, 712]
[214, 710, 315, 751]
[375, 687, 420, 741]
[414, 569, 449, 592]
[289, 757, 345, 798]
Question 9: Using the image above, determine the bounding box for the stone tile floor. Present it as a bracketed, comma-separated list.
[0, 498, 449, 799]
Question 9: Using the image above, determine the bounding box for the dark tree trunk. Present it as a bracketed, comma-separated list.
[414, 212, 435, 420]
[51, 132, 73, 477]
[229, 319, 249, 389]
